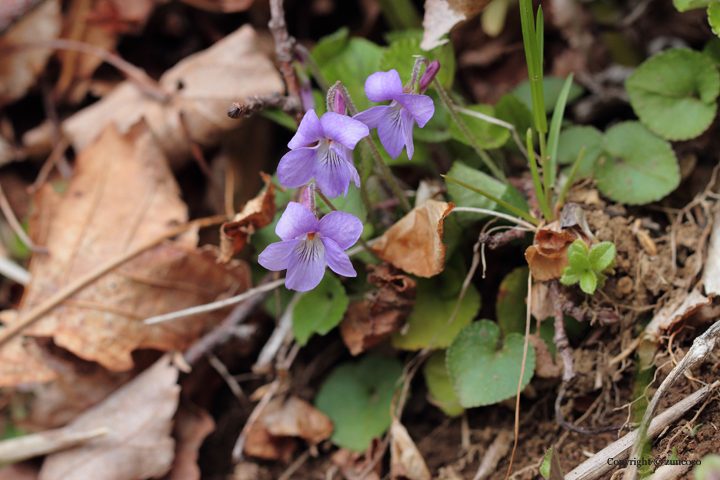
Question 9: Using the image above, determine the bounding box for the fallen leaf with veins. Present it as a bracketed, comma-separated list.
[0, 320, 57, 387]
[244, 396, 334, 460]
[371, 200, 454, 278]
[164, 405, 216, 480]
[645, 289, 711, 342]
[62, 25, 284, 163]
[0, 0, 61, 107]
[16, 123, 251, 371]
[340, 264, 416, 355]
[421, 0, 492, 50]
[218, 178, 276, 263]
[38, 355, 180, 480]
[390, 419, 431, 480]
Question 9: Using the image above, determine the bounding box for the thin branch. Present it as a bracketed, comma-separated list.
[268, 0, 302, 123]
[227, 92, 301, 119]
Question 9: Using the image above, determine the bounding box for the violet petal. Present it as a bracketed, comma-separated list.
[314, 145, 352, 198]
[376, 104, 405, 159]
[285, 237, 326, 292]
[353, 105, 390, 130]
[364, 70, 403, 103]
[277, 147, 317, 189]
[318, 211, 363, 250]
[275, 202, 318, 241]
[394, 93, 435, 128]
[288, 109, 324, 149]
[320, 112, 369, 150]
[258, 239, 300, 271]
[321, 237, 357, 278]
[400, 108, 416, 160]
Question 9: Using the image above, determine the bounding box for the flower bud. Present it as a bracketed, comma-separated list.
[419, 61, 441, 93]
[333, 91, 346, 115]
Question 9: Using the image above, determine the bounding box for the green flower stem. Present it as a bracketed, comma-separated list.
[525, 129, 553, 222]
[538, 132, 552, 213]
[556, 146, 586, 209]
[432, 78, 506, 182]
[442, 175, 539, 226]
[374, 0, 421, 30]
[316, 189, 378, 257]
[335, 82, 412, 213]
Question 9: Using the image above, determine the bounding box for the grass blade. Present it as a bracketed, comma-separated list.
[519, 0, 547, 134]
[525, 128, 553, 222]
[546, 73, 575, 189]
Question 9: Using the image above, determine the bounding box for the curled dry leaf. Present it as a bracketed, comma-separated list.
[525, 216, 589, 281]
[38, 355, 180, 480]
[164, 405, 216, 480]
[244, 396, 333, 461]
[62, 25, 284, 164]
[16, 123, 251, 372]
[371, 200, 454, 278]
[339, 264, 417, 355]
[218, 177, 276, 263]
[645, 289, 712, 342]
[390, 419, 431, 480]
[0, 0, 61, 107]
[421, 0, 492, 50]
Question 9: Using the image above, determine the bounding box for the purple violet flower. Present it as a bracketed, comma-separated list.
[353, 69, 435, 160]
[258, 202, 363, 292]
[277, 110, 369, 198]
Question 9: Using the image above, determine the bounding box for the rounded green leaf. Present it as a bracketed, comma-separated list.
[625, 49, 720, 140]
[497, 266, 529, 335]
[315, 355, 403, 452]
[567, 238, 589, 257]
[579, 271, 597, 294]
[702, 37, 720, 67]
[595, 122, 680, 205]
[392, 272, 481, 350]
[589, 242, 616, 272]
[292, 275, 349, 346]
[512, 76, 584, 113]
[444, 161, 507, 226]
[495, 94, 533, 140]
[449, 104, 510, 149]
[556, 126, 604, 177]
[447, 320, 536, 408]
[379, 36, 455, 90]
[422, 350, 464, 417]
[709, 3, 720, 36]
[560, 268, 582, 286]
[568, 252, 591, 272]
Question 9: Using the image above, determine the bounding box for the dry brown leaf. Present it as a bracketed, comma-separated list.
[0, 0, 61, 107]
[525, 220, 587, 281]
[340, 264, 416, 355]
[38, 355, 180, 480]
[16, 123, 250, 371]
[331, 440, 384, 480]
[421, 0, 492, 50]
[218, 178, 276, 263]
[62, 25, 284, 163]
[645, 289, 711, 342]
[528, 334, 561, 379]
[0, 463, 40, 480]
[371, 200, 454, 278]
[389, 420, 431, 480]
[0, 313, 57, 386]
[178, 0, 254, 12]
[164, 405, 216, 480]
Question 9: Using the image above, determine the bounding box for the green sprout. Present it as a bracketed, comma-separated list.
[560, 239, 616, 294]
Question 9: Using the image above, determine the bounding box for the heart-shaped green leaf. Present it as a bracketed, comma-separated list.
[292, 275, 349, 346]
[512, 76, 584, 114]
[709, 3, 720, 36]
[556, 126, 604, 177]
[444, 161, 507, 226]
[674, 0, 713, 11]
[595, 122, 680, 205]
[449, 104, 510, 149]
[423, 350, 464, 417]
[497, 266, 529, 336]
[315, 355, 403, 452]
[589, 242, 616, 272]
[447, 320, 536, 407]
[626, 49, 720, 140]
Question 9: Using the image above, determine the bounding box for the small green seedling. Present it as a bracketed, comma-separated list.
[687, 423, 704, 437]
[540, 447, 565, 480]
[560, 239, 616, 295]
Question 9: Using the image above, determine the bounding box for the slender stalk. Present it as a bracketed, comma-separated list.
[451, 207, 537, 231]
[316, 189, 379, 258]
[525, 129, 553, 222]
[335, 82, 412, 212]
[538, 132, 552, 212]
[453, 105, 529, 159]
[556, 146, 586, 208]
[433, 78, 506, 181]
[442, 175, 539, 226]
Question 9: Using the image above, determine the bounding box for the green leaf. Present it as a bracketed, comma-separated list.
[379, 36, 455, 90]
[319, 38, 385, 112]
[674, 0, 714, 11]
[568, 252, 591, 271]
[444, 161, 507, 227]
[710, 3, 720, 36]
[560, 268, 582, 286]
[497, 266, 529, 335]
[702, 37, 720, 66]
[412, 90, 451, 142]
[567, 239, 589, 257]
[518, 0, 546, 133]
[449, 104, 510, 149]
[292, 275, 349, 345]
[392, 269, 481, 350]
[315, 355, 403, 452]
[495, 94, 533, 142]
[317, 184, 368, 222]
[422, 350, 464, 416]
[540, 447, 565, 480]
[626, 49, 720, 141]
[512, 77, 584, 114]
[589, 242, 616, 272]
[556, 126, 604, 177]
[447, 320, 536, 407]
[546, 74, 575, 187]
[312, 27, 350, 66]
[595, 122, 680, 205]
[579, 271, 597, 294]
[695, 454, 720, 480]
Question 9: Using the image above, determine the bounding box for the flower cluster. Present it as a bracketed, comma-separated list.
[260, 61, 439, 291]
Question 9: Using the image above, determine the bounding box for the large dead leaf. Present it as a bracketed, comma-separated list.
[38, 355, 180, 480]
[14, 123, 251, 371]
[421, 0, 492, 50]
[0, 325, 57, 387]
[389, 420, 431, 480]
[371, 200, 454, 278]
[62, 25, 284, 163]
[164, 405, 215, 480]
[0, 0, 61, 107]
